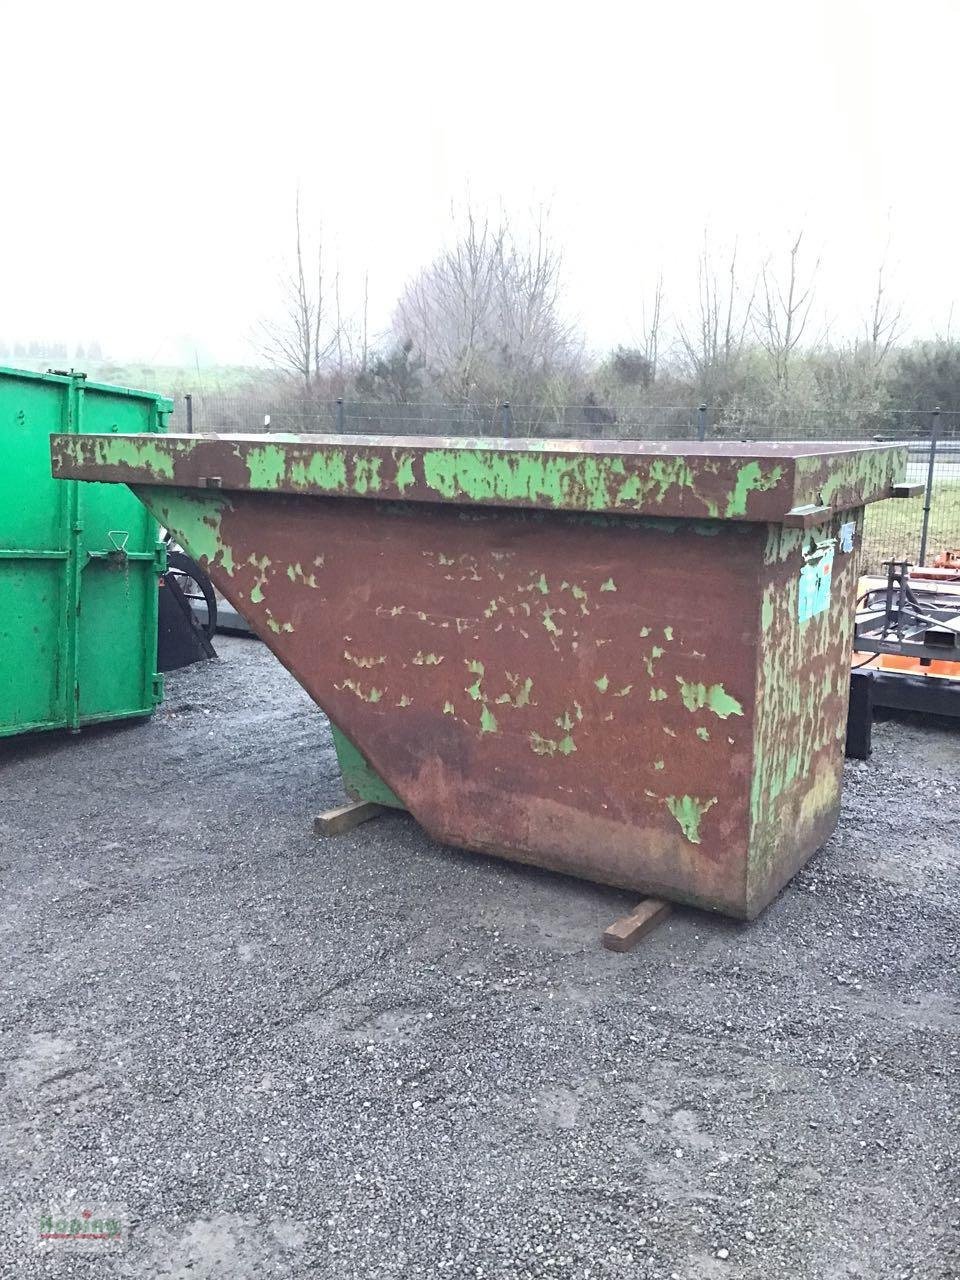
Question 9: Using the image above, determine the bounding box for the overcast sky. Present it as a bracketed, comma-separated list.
[2, 0, 957, 367]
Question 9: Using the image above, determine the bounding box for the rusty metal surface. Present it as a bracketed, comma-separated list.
[50, 433, 907, 918]
[51, 433, 908, 524]
[140, 488, 763, 914]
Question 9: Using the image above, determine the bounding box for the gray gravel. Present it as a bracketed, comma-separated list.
[1, 636, 958, 1279]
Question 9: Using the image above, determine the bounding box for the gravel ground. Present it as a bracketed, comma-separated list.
[1, 636, 958, 1280]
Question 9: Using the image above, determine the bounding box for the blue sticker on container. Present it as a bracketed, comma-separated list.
[798, 546, 834, 622]
[839, 521, 855, 554]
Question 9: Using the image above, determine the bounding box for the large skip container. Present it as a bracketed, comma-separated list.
[51, 432, 909, 917]
[1, 368, 170, 736]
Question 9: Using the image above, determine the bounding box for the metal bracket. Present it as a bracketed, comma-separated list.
[891, 482, 924, 498]
[783, 504, 833, 529]
[107, 530, 129, 554]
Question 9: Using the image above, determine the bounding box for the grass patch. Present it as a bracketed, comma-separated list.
[862, 483, 960, 571]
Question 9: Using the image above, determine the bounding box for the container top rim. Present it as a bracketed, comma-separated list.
[0, 365, 174, 408]
[149, 432, 906, 459]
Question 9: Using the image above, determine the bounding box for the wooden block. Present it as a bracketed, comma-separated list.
[602, 898, 672, 952]
[313, 801, 385, 837]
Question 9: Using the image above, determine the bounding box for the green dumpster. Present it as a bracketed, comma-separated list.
[0, 367, 170, 736]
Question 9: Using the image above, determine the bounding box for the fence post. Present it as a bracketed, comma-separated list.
[185, 393, 193, 435]
[500, 402, 512, 435]
[918, 406, 941, 566]
[336, 398, 345, 433]
[697, 403, 708, 441]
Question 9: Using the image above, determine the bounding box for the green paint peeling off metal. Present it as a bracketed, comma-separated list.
[138, 489, 237, 577]
[600, 578, 617, 592]
[465, 659, 484, 700]
[761, 591, 775, 631]
[287, 449, 349, 492]
[345, 650, 386, 668]
[114, 437, 176, 480]
[595, 674, 609, 692]
[352, 455, 383, 494]
[246, 445, 292, 489]
[542, 606, 562, 636]
[676, 678, 744, 719]
[339, 678, 384, 703]
[480, 705, 498, 734]
[494, 675, 534, 708]
[422, 449, 634, 511]
[666, 794, 717, 844]
[394, 453, 416, 493]
[724, 461, 784, 517]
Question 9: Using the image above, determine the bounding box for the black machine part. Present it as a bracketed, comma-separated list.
[157, 551, 217, 673]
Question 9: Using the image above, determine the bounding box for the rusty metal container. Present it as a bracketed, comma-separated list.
[51, 433, 909, 917]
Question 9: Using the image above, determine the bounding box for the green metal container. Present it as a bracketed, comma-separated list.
[0, 367, 171, 736]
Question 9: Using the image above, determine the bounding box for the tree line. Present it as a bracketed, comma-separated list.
[260, 201, 960, 435]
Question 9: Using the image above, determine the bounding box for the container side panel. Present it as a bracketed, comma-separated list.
[80, 391, 159, 553]
[0, 376, 67, 549]
[746, 509, 864, 915]
[140, 485, 762, 915]
[79, 479, 156, 559]
[0, 369, 164, 736]
[0, 561, 64, 733]
[76, 561, 155, 720]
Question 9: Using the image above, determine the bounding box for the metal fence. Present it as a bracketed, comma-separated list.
[169, 393, 960, 574]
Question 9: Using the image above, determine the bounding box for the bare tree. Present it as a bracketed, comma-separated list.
[393, 208, 582, 406]
[677, 235, 756, 398]
[642, 273, 664, 382]
[260, 192, 335, 392]
[333, 268, 345, 393]
[755, 231, 820, 391]
[359, 271, 370, 375]
[865, 254, 903, 367]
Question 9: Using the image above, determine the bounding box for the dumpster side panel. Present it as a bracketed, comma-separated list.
[0, 560, 66, 732]
[77, 386, 166, 724]
[141, 485, 763, 914]
[0, 373, 71, 734]
[0, 367, 167, 736]
[745, 509, 864, 915]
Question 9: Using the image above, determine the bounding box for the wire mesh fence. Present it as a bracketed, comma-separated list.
[169, 393, 960, 575]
